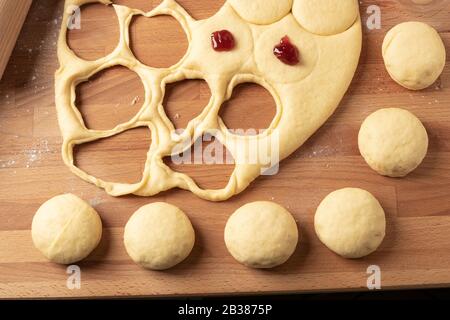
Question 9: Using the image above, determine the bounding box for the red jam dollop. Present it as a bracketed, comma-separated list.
[273, 36, 300, 66]
[211, 30, 235, 52]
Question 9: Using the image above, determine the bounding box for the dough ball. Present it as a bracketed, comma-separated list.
[31, 194, 103, 264]
[224, 201, 298, 269]
[382, 22, 446, 90]
[228, 0, 292, 25]
[124, 203, 195, 270]
[315, 188, 386, 259]
[359, 108, 429, 177]
[292, 0, 359, 35]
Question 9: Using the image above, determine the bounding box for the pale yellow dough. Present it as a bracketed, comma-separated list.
[292, 0, 359, 36]
[228, 0, 293, 25]
[31, 194, 103, 264]
[382, 22, 446, 90]
[124, 202, 195, 270]
[56, 0, 362, 201]
[224, 201, 298, 268]
[359, 108, 429, 177]
[315, 188, 386, 259]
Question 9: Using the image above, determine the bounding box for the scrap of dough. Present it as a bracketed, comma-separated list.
[124, 202, 195, 270]
[314, 188, 386, 259]
[55, 0, 361, 201]
[382, 21, 446, 90]
[224, 201, 298, 268]
[292, 0, 359, 36]
[228, 0, 293, 25]
[31, 194, 103, 264]
[359, 108, 429, 177]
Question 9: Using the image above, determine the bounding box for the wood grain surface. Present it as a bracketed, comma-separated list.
[0, 0, 449, 299]
[0, 0, 32, 79]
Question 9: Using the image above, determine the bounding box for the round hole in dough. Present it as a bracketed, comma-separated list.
[227, 0, 293, 25]
[314, 188, 386, 259]
[382, 21, 446, 90]
[224, 201, 299, 269]
[130, 14, 189, 69]
[219, 82, 277, 135]
[66, 3, 120, 61]
[124, 202, 195, 270]
[292, 0, 359, 36]
[358, 108, 429, 178]
[31, 194, 103, 265]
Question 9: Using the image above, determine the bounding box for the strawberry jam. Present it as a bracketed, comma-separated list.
[211, 30, 235, 52]
[273, 36, 300, 66]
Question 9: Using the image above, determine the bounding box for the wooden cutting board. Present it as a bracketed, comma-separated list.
[0, 0, 449, 299]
